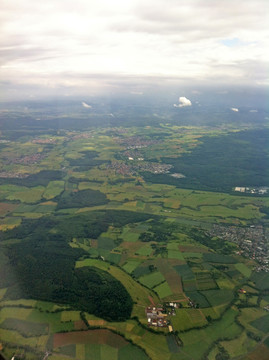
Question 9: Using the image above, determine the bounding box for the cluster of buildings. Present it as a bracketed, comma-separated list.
[208, 225, 269, 268]
[132, 161, 172, 174]
[11, 153, 45, 165]
[107, 161, 135, 176]
[107, 159, 172, 177]
[32, 137, 57, 144]
[0, 171, 28, 179]
[146, 305, 169, 328]
[117, 135, 161, 150]
[234, 187, 268, 195]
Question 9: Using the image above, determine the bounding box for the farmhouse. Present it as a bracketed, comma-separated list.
[146, 306, 168, 327]
[235, 187, 246, 192]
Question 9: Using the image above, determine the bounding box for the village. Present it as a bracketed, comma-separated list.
[107, 159, 172, 177]
[116, 135, 161, 150]
[208, 224, 269, 270]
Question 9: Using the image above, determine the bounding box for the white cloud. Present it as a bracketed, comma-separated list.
[82, 102, 92, 108]
[174, 96, 192, 108]
[130, 91, 144, 95]
[230, 107, 239, 112]
[0, 0, 268, 96]
[249, 109, 258, 112]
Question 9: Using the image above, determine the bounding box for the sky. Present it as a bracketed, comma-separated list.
[1, 0, 269, 99]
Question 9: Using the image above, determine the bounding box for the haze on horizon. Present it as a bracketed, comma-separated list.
[0, 0, 269, 100]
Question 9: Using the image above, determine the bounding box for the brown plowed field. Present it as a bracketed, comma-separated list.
[54, 329, 128, 349]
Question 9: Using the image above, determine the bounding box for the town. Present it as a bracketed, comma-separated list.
[208, 224, 269, 270]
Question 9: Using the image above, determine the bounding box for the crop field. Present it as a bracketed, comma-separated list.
[174, 264, 195, 280]
[43, 181, 65, 199]
[186, 291, 210, 308]
[0, 202, 18, 216]
[122, 259, 141, 273]
[61, 311, 81, 322]
[163, 270, 183, 294]
[250, 314, 269, 333]
[53, 330, 151, 360]
[244, 344, 269, 360]
[172, 309, 198, 331]
[251, 271, 269, 290]
[203, 253, 236, 264]
[168, 249, 185, 260]
[235, 263, 252, 277]
[0, 216, 21, 230]
[238, 308, 266, 331]
[98, 236, 116, 250]
[135, 245, 152, 256]
[121, 225, 141, 242]
[139, 271, 165, 288]
[0, 318, 49, 337]
[202, 289, 234, 307]
[7, 186, 45, 203]
[132, 264, 152, 278]
[196, 273, 217, 291]
[54, 329, 128, 348]
[0, 306, 33, 321]
[154, 282, 173, 298]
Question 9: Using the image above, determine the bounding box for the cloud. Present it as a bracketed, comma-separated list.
[174, 96, 192, 108]
[0, 0, 269, 97]
[82, 102, 92, 108]
[230, 107, 239, 112]
[130, 91, 144, 95]
[249, 109, 258, 112]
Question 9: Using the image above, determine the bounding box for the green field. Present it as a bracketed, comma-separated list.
[135, 245, 152, 256]
[139, 271, 165, 288]
[154, 282, 173, 298]
[43, 180, 65, 199]
[235, 263, 252, 277]
[250, 314, 269, 333]
[202, 289, 234, 307]
[122, 259, 141, 273]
